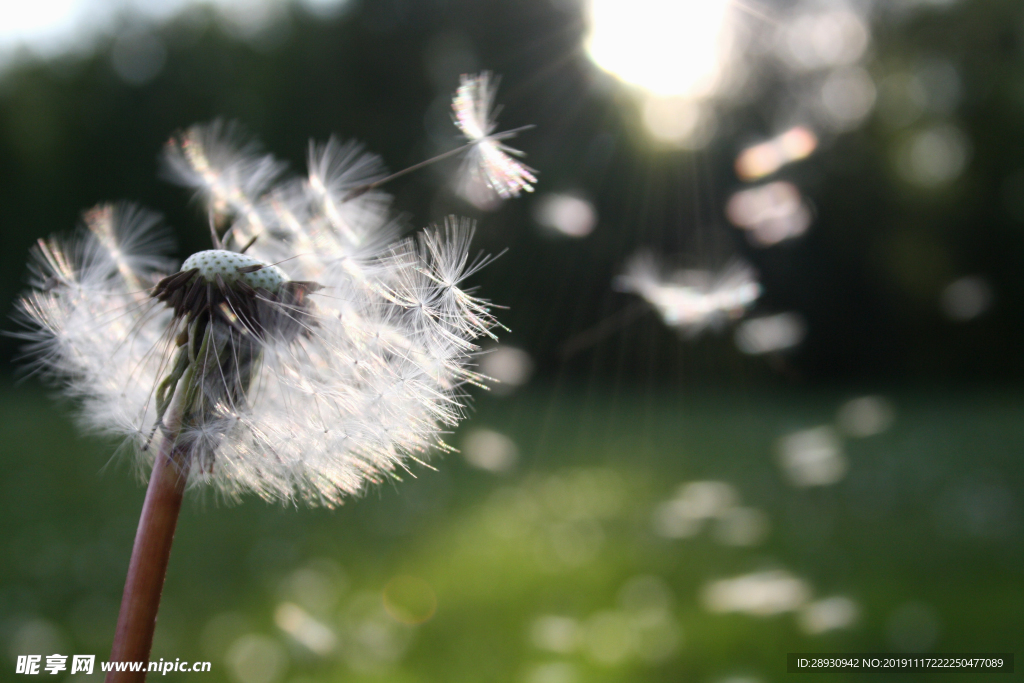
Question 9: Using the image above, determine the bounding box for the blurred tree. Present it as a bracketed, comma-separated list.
[1, 0, 1023, 385]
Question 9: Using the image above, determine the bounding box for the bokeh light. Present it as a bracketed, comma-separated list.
[651, 480, 771, 546]
[940, 276, 993, 322]
[819, 66, 877, 130]
[735, 313, 807, 355]
[712, 506, 770, 547]
[532, 193, 597, 238]
[836, 396, 895, 438]
[225, 634, 287, 683]
[478, 345, 534, 395]
[897, 123, 971, 187]
[382, 576, 437, 626]
[274, 603, 336, 656]
[726, 181, 812, 247]
[702, 570, 811, 616]
[798, 596, 859, 635]
[779, 8, 869, 71]
[461, 428, 519, 473]
[735, 127, 818, 182]
[776, 427, 847, 487]
[530, 615, 579, 654]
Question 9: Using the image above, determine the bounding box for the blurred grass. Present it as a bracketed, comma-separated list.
[1, 382, 1021, 682]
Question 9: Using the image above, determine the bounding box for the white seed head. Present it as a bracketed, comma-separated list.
[15, 113, 515, 507]
[181, 249, 286, 293]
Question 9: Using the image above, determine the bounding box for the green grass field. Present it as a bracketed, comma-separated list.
[1, 383, 1021, 682]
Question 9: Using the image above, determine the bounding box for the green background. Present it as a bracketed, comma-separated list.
[1, 1, 1022, 681]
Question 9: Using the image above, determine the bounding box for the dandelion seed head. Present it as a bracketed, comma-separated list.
[16, 92, 522, 506]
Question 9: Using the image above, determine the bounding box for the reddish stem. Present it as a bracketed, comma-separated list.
[106, 441, 190, 683]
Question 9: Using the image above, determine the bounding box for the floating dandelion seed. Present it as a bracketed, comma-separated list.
[614, 252, 761, 336]
[14, 75, 532, 677]
[452, 71, 538, 200]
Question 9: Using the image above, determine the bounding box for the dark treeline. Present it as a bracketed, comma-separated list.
[1, 0, 1022, 386]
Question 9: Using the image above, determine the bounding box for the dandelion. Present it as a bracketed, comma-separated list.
[14, 76, 532, 678]
[20, 136, 497, 506]
[614, 252, 761, 336]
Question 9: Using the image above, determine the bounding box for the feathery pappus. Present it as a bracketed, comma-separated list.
[614, 252, 762, 336]
[452, 71, 537, 201]
[14, 76, 528, 507]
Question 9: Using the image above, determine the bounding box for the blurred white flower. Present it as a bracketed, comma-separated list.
[702, 570, 811, 616]
[776, 426, 847, 487]
[452, 71, 537, 200]
[798, 596, 859, 635]
[652, 480, 737, 539]
[15, 115, 507, 506]
[274, 602, 336, 655]
[615, 252, 761, 336]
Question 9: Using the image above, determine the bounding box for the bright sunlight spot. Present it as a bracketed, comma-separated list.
[585, 0, 737, 147]
[585, 0, 735, 98]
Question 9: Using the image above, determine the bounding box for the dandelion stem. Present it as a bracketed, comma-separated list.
[343, 124, 536, 202]
[342, 143, 474, 202]
[106, 435, 190, 682]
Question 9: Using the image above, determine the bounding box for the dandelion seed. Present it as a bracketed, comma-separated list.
[452, 71, 538, 200]
[162, 119, 286, 247]
[614, 252, 761, 336]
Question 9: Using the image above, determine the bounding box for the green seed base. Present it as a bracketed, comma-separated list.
[181, 250, 286, 293]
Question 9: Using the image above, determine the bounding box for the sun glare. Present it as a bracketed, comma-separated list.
[1, 1, 83, 48]
[585, 0, 735, 99]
